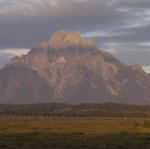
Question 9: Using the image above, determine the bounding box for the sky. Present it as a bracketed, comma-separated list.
[0, 0, 150, 72]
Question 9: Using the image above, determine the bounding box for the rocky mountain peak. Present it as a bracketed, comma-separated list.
[48, 30, 97, 50]
[30, 30, 97, 55]
[50, 30, 81, 42]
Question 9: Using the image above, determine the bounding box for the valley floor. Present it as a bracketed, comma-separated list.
[0, 117, 150, 149]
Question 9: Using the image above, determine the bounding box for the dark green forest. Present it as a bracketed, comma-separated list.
[1, 102, 150, 117]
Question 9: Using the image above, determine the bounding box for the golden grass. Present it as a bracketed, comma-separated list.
[0, 116, 150, 135]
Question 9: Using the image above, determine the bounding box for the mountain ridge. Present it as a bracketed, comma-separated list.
[1, 30, 150, 104]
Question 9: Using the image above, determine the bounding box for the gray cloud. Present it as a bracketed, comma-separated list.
[0, 0, 150, 68]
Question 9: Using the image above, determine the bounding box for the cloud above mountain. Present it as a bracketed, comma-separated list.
[0, 0, 93, 17]
[0, 0, 150, 68]
[0, 49, 29, 57]
[143, 66, 150, 73]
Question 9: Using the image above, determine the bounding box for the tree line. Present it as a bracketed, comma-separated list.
[0, 102, 150, 118]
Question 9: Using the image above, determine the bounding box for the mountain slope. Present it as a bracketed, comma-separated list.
[0, 66, 52, 104]
[0, 30, 150, 104]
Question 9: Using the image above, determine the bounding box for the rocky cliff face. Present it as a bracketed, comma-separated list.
[1, 30, 150, 104]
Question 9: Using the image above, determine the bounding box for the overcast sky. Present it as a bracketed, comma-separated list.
[0, 0, 150, 72]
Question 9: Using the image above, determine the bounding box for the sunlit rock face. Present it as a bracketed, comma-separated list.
[1, 30, 150, 104]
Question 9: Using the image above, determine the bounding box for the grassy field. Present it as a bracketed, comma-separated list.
[0, 117, 150, 149]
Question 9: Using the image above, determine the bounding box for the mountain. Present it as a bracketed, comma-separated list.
[0, 30, 150, 104]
